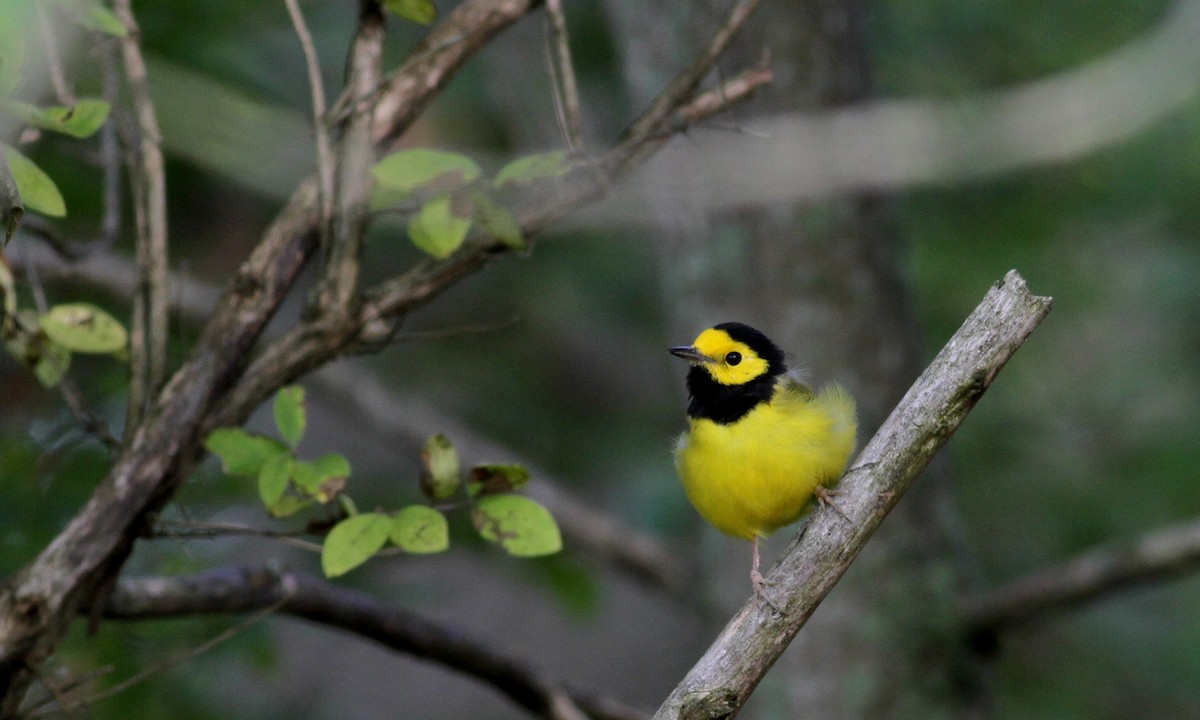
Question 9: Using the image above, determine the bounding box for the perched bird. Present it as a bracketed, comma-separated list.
[670, 322, 857, 602]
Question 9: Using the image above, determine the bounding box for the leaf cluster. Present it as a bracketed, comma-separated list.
[204, 388, 561, 579]
[0, 0, 124, 234]
[371, 148, 570, 258]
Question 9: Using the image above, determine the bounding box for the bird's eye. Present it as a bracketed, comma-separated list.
[725, 351, 742, 366]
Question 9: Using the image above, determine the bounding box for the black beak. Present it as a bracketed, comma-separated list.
[668, 345, 712, 364]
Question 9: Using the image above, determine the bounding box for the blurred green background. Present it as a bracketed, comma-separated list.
[2, 0, 1199, 718]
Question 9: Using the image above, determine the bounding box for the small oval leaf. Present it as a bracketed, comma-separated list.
[4, 144, 66, 217]
[408, 194, 472, 258]
[493, 150, 568, 188]
[471, 494, 562, 557]
[204, 428, 289, 477]
[39, 302, 127, 353]
[322, 513, 392, 577]
[372, 149, 481, 193]
[390, 506, 449, 554]
[292, 453, 351, 496]
[258, 452, 292, 509]
[273, 385, 306, 448]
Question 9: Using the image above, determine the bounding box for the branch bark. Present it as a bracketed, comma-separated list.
[0, 1, 767, 713]
[962, 515, 1200, 634]
[95, 567, 647, 720]
[652, 270, 1053, 719]
[113, 0, 170, 436]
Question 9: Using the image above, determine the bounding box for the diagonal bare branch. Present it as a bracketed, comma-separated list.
[651, 271, 1053, 719]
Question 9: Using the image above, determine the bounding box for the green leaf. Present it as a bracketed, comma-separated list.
[471, 191, 524, 250]
[257, 452, 292, 509]
[3, 144, 65, 218]
[273, 385, 306, 449]
[408, 194, 472, 258]
[419, 433, 460, 501]
[372, 149, 481, 193]
[322, 512, 392, 577]
[292, 452, 351, 501]
[468, 464, 530, 498]
[32, 338, 71, 388]
[3, 99, 111, 139]
[381, 0, 437, 25]
[493, 150, 569, 188]
[472, 494, 562, 557]
[38, 302, 127, 353]
[389, 506, 449, 554]
[3, 310, 71, 387]
[204, 428, 289, 477]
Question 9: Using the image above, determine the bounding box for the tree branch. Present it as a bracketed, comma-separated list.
[95, 566, 648, 720]
[962, 515, 1200, 635]
[113, 0, 170, 436]
[284, 0, 335, 231]
[0, 1, 761, 711]
[315, 1, 384, 316]
[651, 271, 1053, 720]
[544, 0, 584, 153]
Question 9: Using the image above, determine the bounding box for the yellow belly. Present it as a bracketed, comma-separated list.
[674, 382, 856, 540]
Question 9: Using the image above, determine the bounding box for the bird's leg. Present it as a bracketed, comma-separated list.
[814, 484, 851, 522]
[750, 536, 783, 613]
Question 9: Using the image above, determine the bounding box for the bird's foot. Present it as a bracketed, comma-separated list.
[814, 485, 851, 522]
[751, 568, 784, 614]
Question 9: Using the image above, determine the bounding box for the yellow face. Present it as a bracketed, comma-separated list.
[691, 327, 772, 387]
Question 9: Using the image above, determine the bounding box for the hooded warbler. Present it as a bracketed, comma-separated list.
[670, 322, 857, 598]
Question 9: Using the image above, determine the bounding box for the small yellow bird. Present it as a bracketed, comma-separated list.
[670, 322, 857, 599]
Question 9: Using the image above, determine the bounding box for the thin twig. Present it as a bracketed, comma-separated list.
[962, 515, 1200, 634]
[314, 1, 384, 315]
[97, 567, 648, 720]
[146, 518, 325, 553]
[113, 0, 170, 438]
[544, 0, 584, 154]
[284, 0, 335, 231]
[36, 599, 285, 717]
[15, 240, 121, 453]
[614, 0, 762, 157]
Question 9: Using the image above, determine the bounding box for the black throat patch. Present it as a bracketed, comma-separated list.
[685, 366, 777, 425]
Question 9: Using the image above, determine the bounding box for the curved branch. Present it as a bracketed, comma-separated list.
[962, 515, 1200, 634]
[97, 567, 647, 720]
[652, 271, 1053, 719]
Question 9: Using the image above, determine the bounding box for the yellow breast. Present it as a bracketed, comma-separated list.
[674, 381, 857, 540]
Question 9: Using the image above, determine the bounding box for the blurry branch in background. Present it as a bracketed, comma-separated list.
[616, 0, 1200, 215]
[95, 566, 650, 720]
[544, 0, 584, 154]
[113, 0, 170, 437]
[962, 515, 1200, 635]
[654, 272, 1053, 720]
